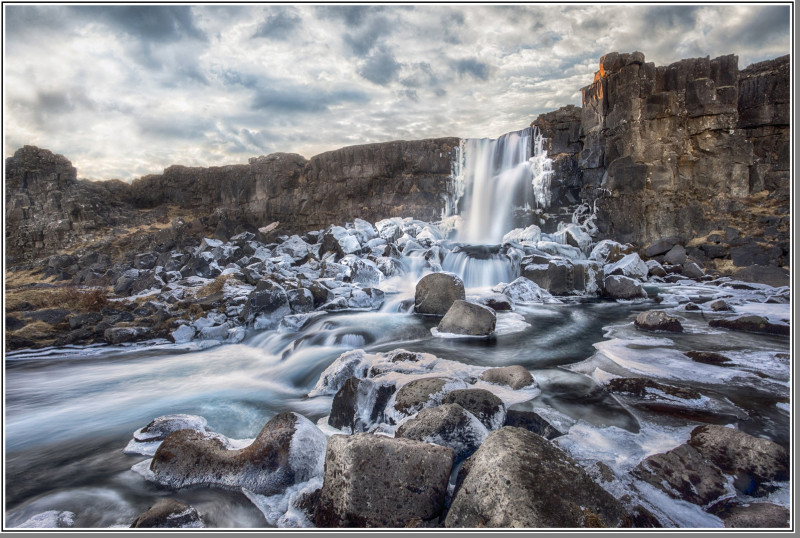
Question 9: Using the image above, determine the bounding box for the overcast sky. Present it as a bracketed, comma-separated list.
[3, 3, 791, 181]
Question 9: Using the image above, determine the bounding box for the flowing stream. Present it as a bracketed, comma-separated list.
[5, 129, 791, 528]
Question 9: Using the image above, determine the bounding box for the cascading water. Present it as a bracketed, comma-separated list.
[441, 126, 554, 287]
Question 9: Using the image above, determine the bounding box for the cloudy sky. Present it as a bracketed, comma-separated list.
[3, 3, 791, 181]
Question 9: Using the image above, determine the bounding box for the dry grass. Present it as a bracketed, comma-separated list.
[11, 321, 58, 341]
[6, 285, 111, 313]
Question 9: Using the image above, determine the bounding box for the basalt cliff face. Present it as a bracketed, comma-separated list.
[4, 52, 789, 271]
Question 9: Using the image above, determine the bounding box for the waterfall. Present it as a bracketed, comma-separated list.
[531, 127, 554, 209]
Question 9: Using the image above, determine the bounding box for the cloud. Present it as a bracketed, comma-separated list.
[73, 5, 207, 43]
[252, 85, 370, 114]
[252, 7, 302, 40]
[358, 47, 402, 85]
[453, 58, 490, 80]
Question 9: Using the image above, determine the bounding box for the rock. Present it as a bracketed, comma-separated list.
[663, 244, 687, 265]
[504, 402, 565, 440]
[683, 262, 705, 279]
[170, 324, 196, 344]
[287, 288, 315, 314]
[134, 252, 159, 270]
[441, 389, 505, 430]
[634, 310, 683, 332]
[719, 502, 790, 528]
[114, 269, 140, 295]
[606, 378, 700, 400]
[274, 235, 312, 260]
[709, 299, 734, 312]
[685, 351, 732, 366]
[494, 276, 557, 303]
[687, 424, 789, 495]
[502, 225, 542, 244]
[133, 414, 209, 443]
[14, 510, 76, 528]
[343, 258, 383, 287]
[437, 300, 496, 337]
[239, 279, 290, 324]
[24, 308, 70, 325]
[395, 403, 488, 461]
[732, 265, 790, 288]
[709, 315, 789, 336]
[6, 315, 27, 331]
[321, 226, 362, 259]
[393, 378, 449, 415]
[475, 293, 514, 311]
[314, 434, 453, 527]
[603, 275, 647, 300]
[684, 302, 701, 311]
[103, 326, 151, 344]
[414, 272, 465, 315]
[150, 412, 326, 495]
[446, 427, 629, 528]
[645, 259, 667, 277]
[328, 377, 396, 433]
[480, 365, 535, 390]
[590, 240, 636, 263]
[130, 499, 203, 528]
[632, 443, 733, 506]
[605, 253, 649, 281]
[644, 237, 681, 258]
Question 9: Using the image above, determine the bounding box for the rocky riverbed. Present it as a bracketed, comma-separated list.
[5, 214, 791, 529]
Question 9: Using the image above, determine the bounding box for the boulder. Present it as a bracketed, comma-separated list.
[441, 389, 505, 430]
[150, 412, 326, 495]
[395, 403, 489, 461]
[475, 293, 514, 311]
[687, 425, 789, 495]
[274, 235, 312, 260]
[393, 378, 449, 415]
[480, 365, 535, 390]
[130, 499, 203, 528]
[719, 503, 790, 528]
[328, 377, 396, 433]
[605, 253, 648, 281]
[239, 279, 290, 324]
[314, 434, 453, 527]
[645, 259, 667, 277]
[445, 427, 629, 528]
[437, 300, 496, 337]
[103, 326, 151, 344]
[504, 402, 565, 440]
[632, 444, 733, 507]
[732, 265, 790, 288]
[287, 288, 315, 314]
[709, 299, 734, 312]
[684, 351, 732, 366]
[606, 378, 700, 400]
[683, 262, 705, 279]
[709, 315, 789, 336]
[634, 310, 684, 332]
[589, 240, 636, 263]
[495, 276, 557, 303]
[644, 237, 681, 258]
[663, 244, 687, 265]
[414, 272, 465, 315]
[132, 414, 209, 444]
[603, 275, 647, 300]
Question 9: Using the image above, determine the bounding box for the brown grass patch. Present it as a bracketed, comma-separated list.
[194, 274, 243, 299]
[6, 285, 111, 313]
[12, 321, 58, 341]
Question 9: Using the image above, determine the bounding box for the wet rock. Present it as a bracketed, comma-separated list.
[605, 253, 649, 281]
[343, 258, 383, 287]
[130, 499, 203, 528]
[685, 350, 732, 366]
[480, 365, 535, 390]
[718, 502, 790, 528]
[134, 252, 159, 270]
[684, 302, 701, 311]
[634, 310, 683, 332]
[687, 424, 789, 495]
[314, 434, 453, 527]
[414, 272, 465, 316]
[134, 414, 210, 444]
[24, 308, 70, 325]
[274, 235, 312, 260]
[328, 377, 396, 433]
[441, 389, 505, 430]
[603, 275, 647, 300]
[709, 299, 734, 312]
[14, 510, 76, 528]
[709, 315, 789, 336]
[150, 412, 326, 495]
[475, 293, 513, 311]
[437, 300, 496, 337]
[606, 378, 700, 400]
[321, 226, 362, 259]
[239, 279, 290, 324]
[394, 378, 449, 415]
[632, 444, 733, 507]
[396, 403, 488, 461]
[104, 326, 151, 344]
[287, 288, 315, 314]
[446, 427, 630, 528]
[504, 403, 565, 440]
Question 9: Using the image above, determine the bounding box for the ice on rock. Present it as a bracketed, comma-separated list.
[415, 225, 443, 247]
[535, 240, 585, 259]
[288, 413, 328, 481]
[14, 511, 76, 529]
[605, 253, 649, 281]
[274, 235, 311, 260]
[171, 324, 196, 344]
[125, 414, 211, 456]
[437, 215, 463, 238]
[244, 477, 323, 528]
[552, 222, 593, 253]
[352, 218, 378, 243]
[493, 277, 561, 304]
[308, 350, 371, 397]
[502, 225, 541, 245]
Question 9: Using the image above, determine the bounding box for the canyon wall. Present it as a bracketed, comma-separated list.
[5, 52, 789, 270]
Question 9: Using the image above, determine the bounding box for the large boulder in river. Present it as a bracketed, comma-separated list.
[314, 433, 453, 527]
[395, 403, 488, 461]
[634, 310, 683, 332]
[130, 499, 203, 528]
[393, 377, 449, 415]
[445, 427, 630, 528]
[441, 389, 506, 430]
[437, 300, 496, 336]
[603, 275, 647, 300]
[239, 279, 290, 324]
[687, 424, 789, 495]
[480, 365, 535, 390]
[150, 412, 326, 495]
[709, 315, 789, 336]
[328, 377, 396, 433]
[414, 272, 465, 315]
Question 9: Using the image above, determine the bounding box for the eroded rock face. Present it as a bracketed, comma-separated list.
[314, 434, 453, 527]
[150, 412, 326, 495]
[445, 427, 630, 528]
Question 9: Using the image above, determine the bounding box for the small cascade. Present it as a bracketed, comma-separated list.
[441, 245, 516, 288]
[530, 127, 554, 209]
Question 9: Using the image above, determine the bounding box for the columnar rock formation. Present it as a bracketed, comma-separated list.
[5, 52, 789, 270]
